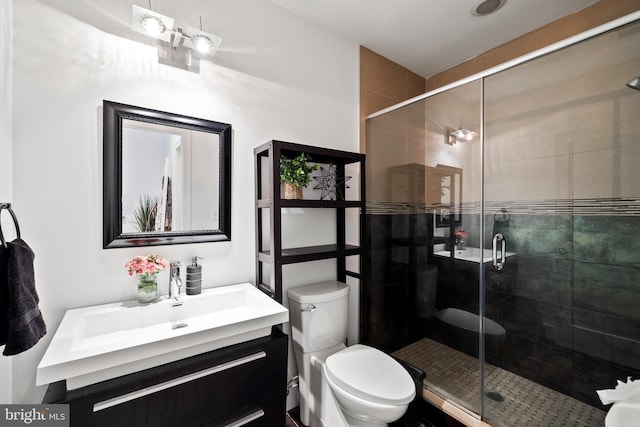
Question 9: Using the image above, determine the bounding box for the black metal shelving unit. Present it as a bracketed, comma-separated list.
[254, 140, 366, 303]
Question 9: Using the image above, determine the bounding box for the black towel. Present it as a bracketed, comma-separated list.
[0, 238, 46, 356]
[0, 244, 8, 346]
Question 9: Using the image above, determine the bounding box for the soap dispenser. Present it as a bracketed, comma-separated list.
[186, 256, 203, 295]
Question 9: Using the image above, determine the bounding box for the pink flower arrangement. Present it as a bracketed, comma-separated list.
[454, 228, 468, 239]
[454, 228, 468, 245]
[125, 253, 169, 277]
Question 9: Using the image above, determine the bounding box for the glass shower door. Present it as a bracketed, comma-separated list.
[482, 56, 576, 423]
[365, 80, 483, 417]
[482, 20, 640, 427]
[366, 17, 640, 427]
[418, 80, 483, 415]
[372, 80, 485, 416]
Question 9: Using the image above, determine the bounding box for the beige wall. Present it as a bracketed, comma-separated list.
[361, 0, 640, 205]
[483, 19, 640, 203]
[425, 0, 640, 91]
[360, 0, 640, 154]
[360, 46, 425, 152]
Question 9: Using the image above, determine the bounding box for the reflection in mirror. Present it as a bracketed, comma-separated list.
[103, 101, 231, 248]
[121, 120, 220, 233]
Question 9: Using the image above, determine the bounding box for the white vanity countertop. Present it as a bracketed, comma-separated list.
[37, 282, 288, 390]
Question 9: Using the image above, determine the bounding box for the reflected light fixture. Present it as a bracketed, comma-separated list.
[131, 2, 222, 73]
[626, 76, 640, 91]
[447, 127, 477, 144]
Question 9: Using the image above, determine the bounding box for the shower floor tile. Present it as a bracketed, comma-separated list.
[393, 338, 606, 427]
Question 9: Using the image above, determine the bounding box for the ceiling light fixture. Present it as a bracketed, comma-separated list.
[446, 128, 477, 145]
[183, 18, 222, 55]
[132, 3, 174, 42]
[131, 4, 222, 73]
[140, 14, 165, 36]
[471, 0, 507, 16]
[192, 34, 212, 53]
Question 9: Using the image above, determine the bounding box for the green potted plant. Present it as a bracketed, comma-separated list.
[280, 153, 318, 199]
[133, 195, 158, 232]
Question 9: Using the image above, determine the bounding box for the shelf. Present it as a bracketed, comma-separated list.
[256, 199, 363, 209]
[254, 140, 365, 166]
[255, 140, 366, 302]
[259, 244, 361, 265]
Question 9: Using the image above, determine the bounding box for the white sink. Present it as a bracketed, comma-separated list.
[37, 282, 288, 390]
[434, 247, 516, 264]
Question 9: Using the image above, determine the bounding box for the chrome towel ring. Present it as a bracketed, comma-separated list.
[0, 203, 21, 249]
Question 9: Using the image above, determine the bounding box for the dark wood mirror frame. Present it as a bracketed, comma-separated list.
[103, 100, 232, 248]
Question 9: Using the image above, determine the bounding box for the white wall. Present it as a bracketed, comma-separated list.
[0, 0, 14, 404]
[10, 0, 359, 403]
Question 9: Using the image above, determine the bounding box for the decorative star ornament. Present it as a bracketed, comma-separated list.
[313, 164, 351, 200]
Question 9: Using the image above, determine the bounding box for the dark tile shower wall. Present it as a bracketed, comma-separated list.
[364, 206, 640, 409]
[365, 212, 436, 351]
[485, 210, 640, 408]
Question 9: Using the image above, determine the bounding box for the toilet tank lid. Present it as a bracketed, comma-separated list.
[287, 281, 349, 303]
[325, 344, 416, 405]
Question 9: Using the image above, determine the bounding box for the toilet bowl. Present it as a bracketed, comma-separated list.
[434, 308, 506, 336]
[433, 308, 506, 357]
[288, 281, 415, 427]
[416, 266, 506, 356]
[324, 344, 415, 426]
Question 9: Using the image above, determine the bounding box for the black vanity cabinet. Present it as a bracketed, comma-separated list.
[43, 327, 287, 427]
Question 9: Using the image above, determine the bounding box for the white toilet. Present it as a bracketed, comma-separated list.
[288, 281, 415, 427]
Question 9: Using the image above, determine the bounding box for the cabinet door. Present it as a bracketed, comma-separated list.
[46, 329, 287, 427]
[90, 355, 285, 427]
[206, 396, 286, 427]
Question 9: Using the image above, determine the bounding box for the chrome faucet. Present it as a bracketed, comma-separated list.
[169, 261, 183, 300]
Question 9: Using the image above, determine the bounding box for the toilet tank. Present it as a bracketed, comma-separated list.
[287, 281, 349, 353]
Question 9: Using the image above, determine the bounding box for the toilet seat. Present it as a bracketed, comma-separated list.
[325, 344, 415, 406]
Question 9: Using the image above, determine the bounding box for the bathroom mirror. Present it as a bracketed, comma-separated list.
[103, 100, 232, 248]
[428, 164, 462, 226]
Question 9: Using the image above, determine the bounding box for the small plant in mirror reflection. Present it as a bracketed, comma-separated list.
[125, 254, 169, 277]
[133, 195, 159, 232]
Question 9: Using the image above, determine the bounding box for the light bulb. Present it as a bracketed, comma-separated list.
[140, 15, 166, 37]
[192, 35, 213, 53]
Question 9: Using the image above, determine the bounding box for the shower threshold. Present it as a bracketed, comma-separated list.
[393, 338, 605, 427]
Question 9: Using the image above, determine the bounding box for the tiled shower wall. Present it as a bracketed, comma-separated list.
[483, 201, 640, 408]
[365, 204, 640, 409]
[365, 210, 428, 350]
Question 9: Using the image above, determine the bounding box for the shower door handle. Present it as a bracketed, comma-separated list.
[492, 233, 506, 270]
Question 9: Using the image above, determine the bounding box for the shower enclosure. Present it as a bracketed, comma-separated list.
[364, 17, 640, 427]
